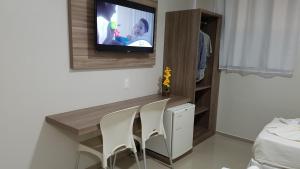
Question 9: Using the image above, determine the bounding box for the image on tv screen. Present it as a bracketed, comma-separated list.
[96, 1, 155, 48]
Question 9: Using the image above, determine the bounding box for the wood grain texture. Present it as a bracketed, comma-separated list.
[46, 94, 191, 136]
[163, 9, 200, 101]
[208, 14, 222, 132]
[69, 0, 157, 69]
[163, 9, 222, 145]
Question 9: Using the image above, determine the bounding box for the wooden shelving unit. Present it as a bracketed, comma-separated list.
[195, 106, 209, 115]
[195, 85, 211, 92]
[163, 9, 222, 146]
[193, 125, 207, 138]
[193, 126, 214, 146]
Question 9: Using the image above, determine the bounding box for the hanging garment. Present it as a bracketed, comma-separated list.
[197, 31, 212, 81]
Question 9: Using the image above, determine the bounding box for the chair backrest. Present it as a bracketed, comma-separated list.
[139, 99, 169, 143]
[100, 106, 139, 163]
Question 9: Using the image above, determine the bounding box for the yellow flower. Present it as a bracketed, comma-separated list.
[163, 66, 172, 89]
[164, 74, 171, 79]
[163, 82, 170, 88]
[163, 79, 170, 84]
[164, 67, 171, 73]
[165, 71, 171, 74]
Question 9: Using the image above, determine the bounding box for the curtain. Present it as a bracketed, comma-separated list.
[220, 0, 300, 77]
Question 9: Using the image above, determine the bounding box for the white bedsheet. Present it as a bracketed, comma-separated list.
[253, 118, 300, 169]
[248, 158, 280, 169]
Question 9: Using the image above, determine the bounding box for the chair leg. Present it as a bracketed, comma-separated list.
[163, 139, 173, 169]
[110, 156, 113, 169]
[142, 149, 147, 169]
[133, 151, 141, 169]
[140, 144, 143, 157]
[75, 152, 80, 169]
[113, 153, 117, 169]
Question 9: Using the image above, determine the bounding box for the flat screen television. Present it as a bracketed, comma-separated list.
[95, 0, 156, 53]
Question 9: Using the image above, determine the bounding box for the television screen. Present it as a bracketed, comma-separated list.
[95, 0, 155, 53]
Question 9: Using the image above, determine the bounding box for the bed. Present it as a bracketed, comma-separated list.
[248, 118, 300, 169]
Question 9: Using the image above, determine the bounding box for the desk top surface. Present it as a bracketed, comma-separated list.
[46, 94, 190, 136]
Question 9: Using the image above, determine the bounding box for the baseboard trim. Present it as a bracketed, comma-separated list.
[216, 131, 254, 144]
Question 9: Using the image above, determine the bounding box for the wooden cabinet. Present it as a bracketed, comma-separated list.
[163, 9, 222, 145]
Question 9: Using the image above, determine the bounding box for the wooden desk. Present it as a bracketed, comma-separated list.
[46, 94, 190, 136]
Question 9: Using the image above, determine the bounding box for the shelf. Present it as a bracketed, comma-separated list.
[193, 125, 214, 146]
[195, 85, 211, 92]
[195, 106, 209, 115]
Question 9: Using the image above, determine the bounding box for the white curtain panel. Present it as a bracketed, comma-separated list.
[220, 0, 300, 77]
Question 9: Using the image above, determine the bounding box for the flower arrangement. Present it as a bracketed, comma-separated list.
[162, 66, 171, 96]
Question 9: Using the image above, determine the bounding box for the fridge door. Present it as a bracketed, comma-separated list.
[146, 104, 195, 159]
[171, 105, 195, 159]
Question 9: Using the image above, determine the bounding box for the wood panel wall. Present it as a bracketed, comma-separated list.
[69, 0, 157, 69]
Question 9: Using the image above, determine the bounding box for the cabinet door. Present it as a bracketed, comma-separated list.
[172, 107, 195, 159]
[163, 10, 201, 100]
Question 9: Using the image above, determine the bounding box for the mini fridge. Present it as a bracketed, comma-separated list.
[146, 103, 195, 160]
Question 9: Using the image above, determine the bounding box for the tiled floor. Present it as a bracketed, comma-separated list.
[90, 133, 253, 169]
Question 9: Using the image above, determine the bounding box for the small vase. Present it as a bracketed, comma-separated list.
[162, 90, 171, 97]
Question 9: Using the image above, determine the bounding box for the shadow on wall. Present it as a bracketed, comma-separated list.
[29, 122, 79, 169]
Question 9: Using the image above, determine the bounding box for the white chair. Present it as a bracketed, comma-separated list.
[76, 106, 141, 169]
[134, 99, 173, 169]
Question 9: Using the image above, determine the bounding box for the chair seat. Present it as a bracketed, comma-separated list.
[76, 106, 141, 169]
[134, 99, 173, 169]
[134, 129, 165, 145]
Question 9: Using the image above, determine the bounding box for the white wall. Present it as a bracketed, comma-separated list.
[217, 67, 300, 141]
[0, 0, 193, 169]
[197, 0, 224, 14]
[197, 0, 300, 141]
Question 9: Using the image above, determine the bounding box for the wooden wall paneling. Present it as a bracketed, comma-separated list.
[163, 9, 201, 101]
[69, 0, 157, 69]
